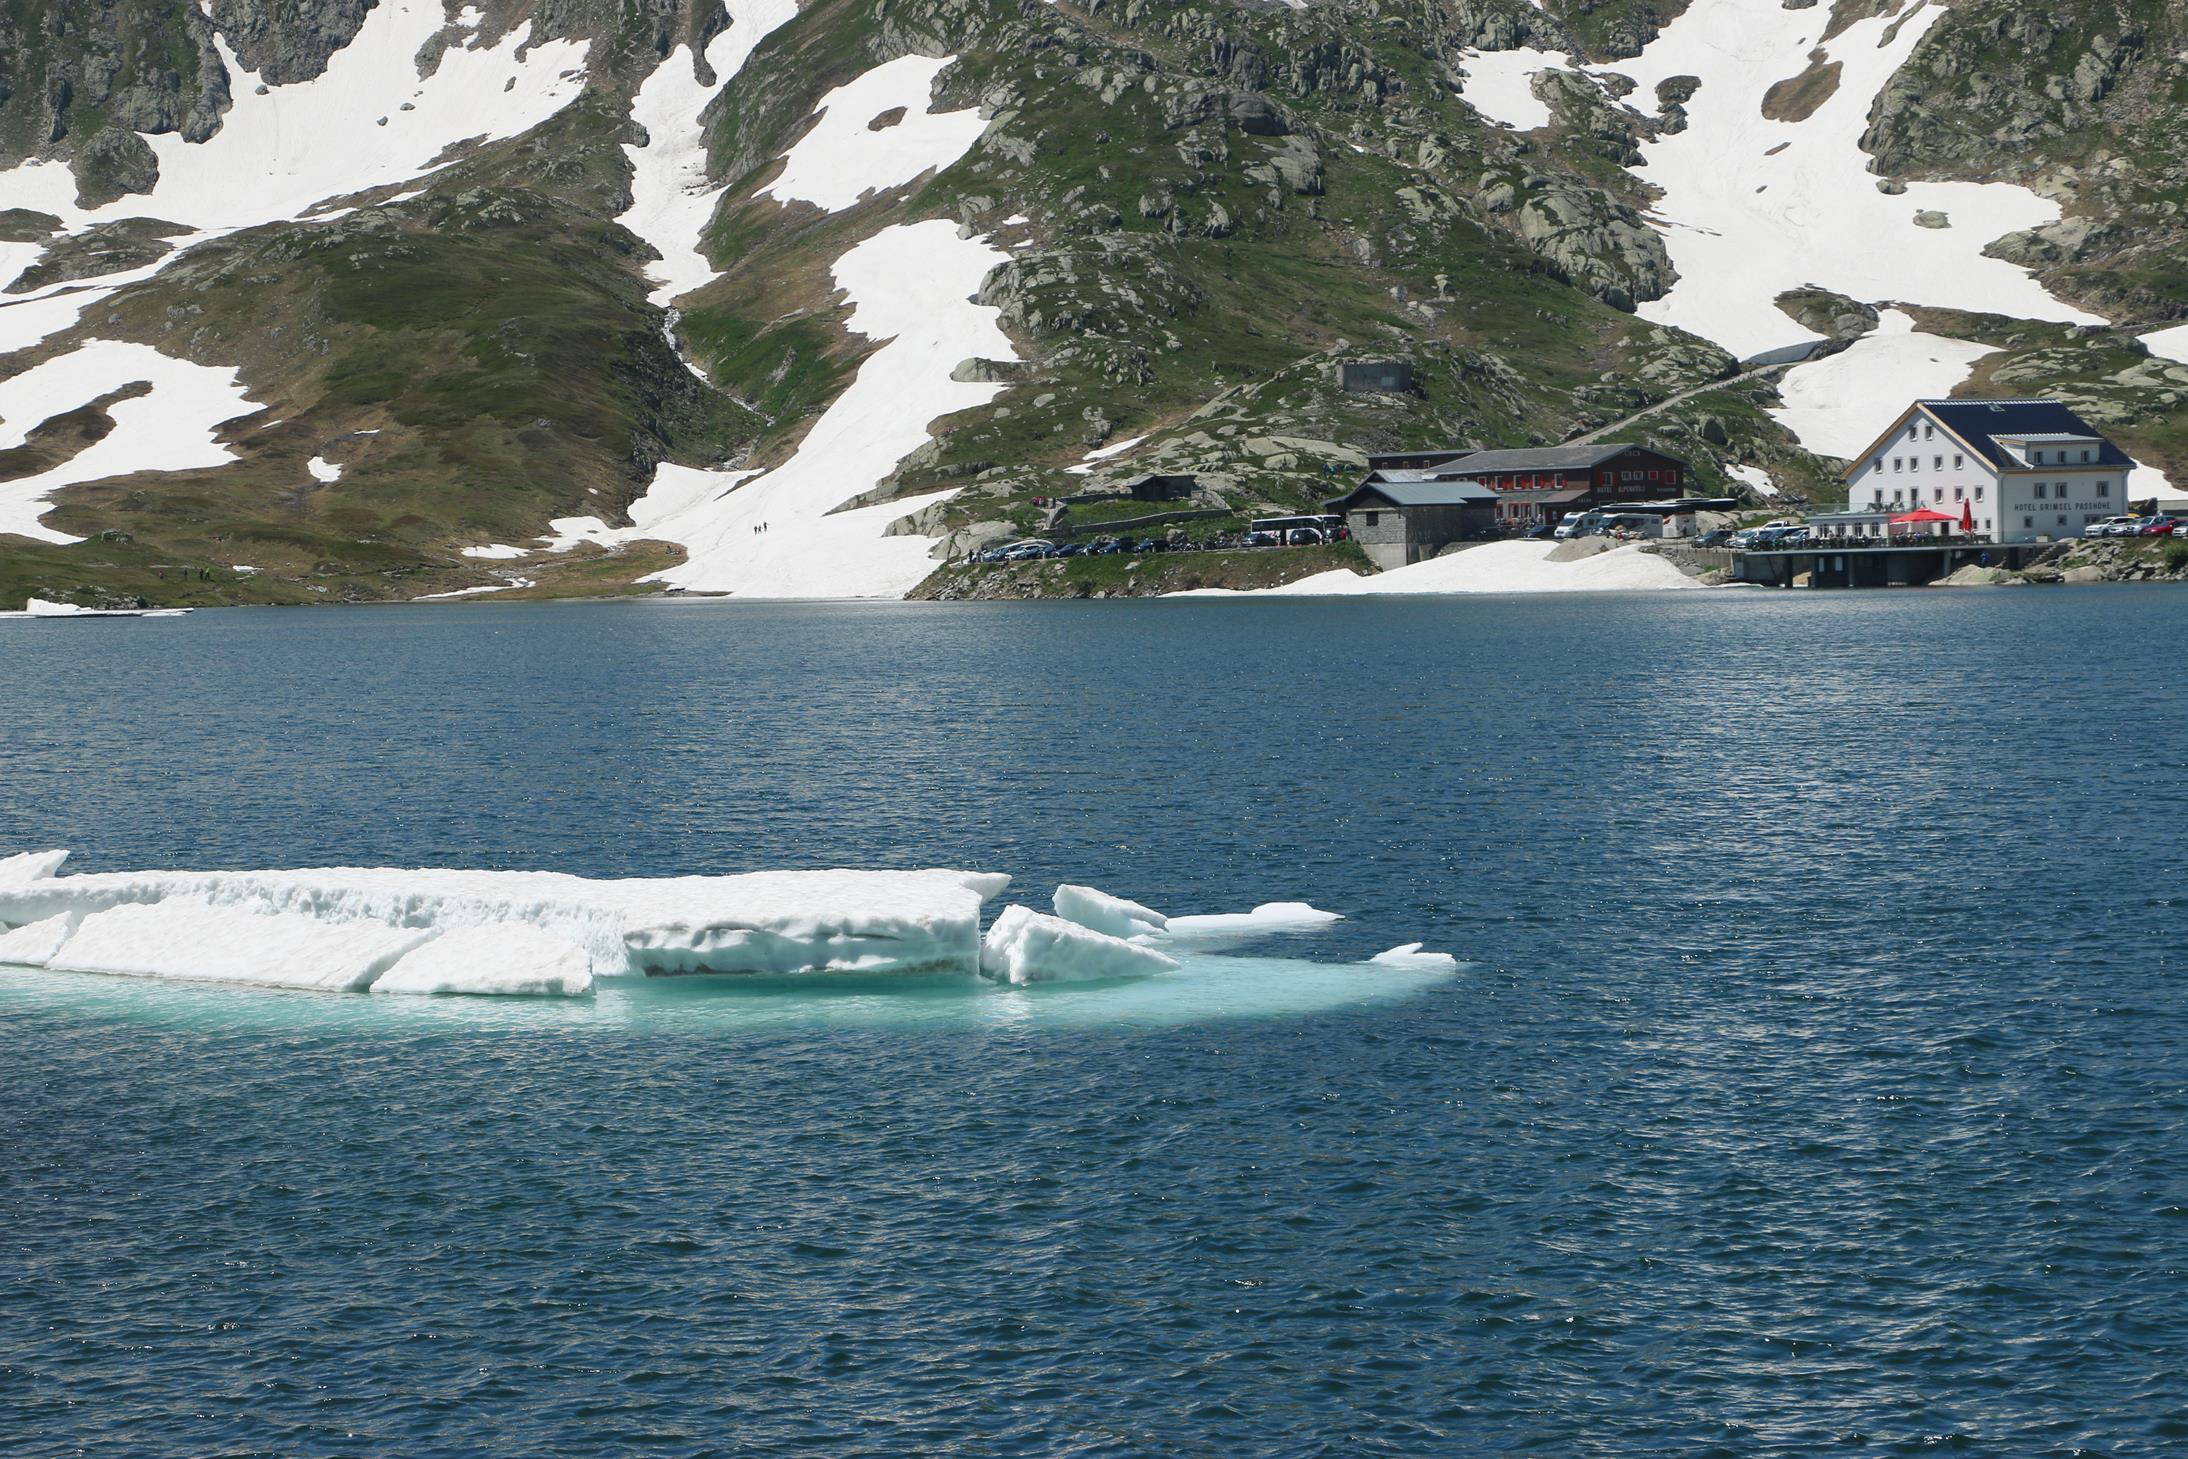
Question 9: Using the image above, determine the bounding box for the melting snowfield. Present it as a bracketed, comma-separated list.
[1768, 310, 1996, 460]
[1179, 541, 1702, 597]
[556, 54, 1004, 597]
[0, 1, 592, 535]
[762, 56, 991, 213]
[1603, 0, 2099, 362]
[0, 341, 265, 543]
[0, 852, 1456, 1022]
[617, 0, 798, 306]
[548, 218, 1017, 599]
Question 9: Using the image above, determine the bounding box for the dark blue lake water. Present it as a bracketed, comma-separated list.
[4, 588, 2187, 1455]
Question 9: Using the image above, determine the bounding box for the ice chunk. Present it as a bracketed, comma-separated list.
[371, 926, 593, 998]
[0, 863, 1006, 980]
[979, 905, 1179, 985]
[51, 902, 434, 991]
[1165, 902, 1345, 937]
[0, 849, 68, 884]
[0, 912, 76, 967]
[1052, 883, 1167, 939]
[1369, 943, 1461, 973]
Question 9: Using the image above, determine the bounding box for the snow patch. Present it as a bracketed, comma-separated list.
[1063, 433, 1147, 475]
[0, 340, 264, 544]
[1052, 883, 1168, 939]
[1602, 0, 2102, 359]
[1178, 541, 1699, 596]
[2142, 324, 2188, 367]
[306, 456, 343, 483]
[617, 0, 799, 306]
[459, 543, 530, 560]
[979, 904, 1179, 985]
[1727, 463, 1778, 499]
[1767, 310, 1995, 459]
[762, 55, 988, 213]
[1459, 47, 1572, 131]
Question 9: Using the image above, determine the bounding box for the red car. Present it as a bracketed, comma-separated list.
[2138, 517, 2180, 536]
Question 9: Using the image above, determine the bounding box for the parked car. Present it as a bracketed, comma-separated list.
[1522, 522, 1553, 540]
[1088, 538, 1124, 555]
[1243, 530, 1282, 547]
[1694, 528, 1734, 548]
[1284, 527, 1325, 546]
[2084, 516, 2139, 538]
[2138, 517, 2180, 536]
[1001, 540, 1056, 561]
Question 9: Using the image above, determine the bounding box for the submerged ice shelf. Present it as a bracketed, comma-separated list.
[0, 855, 1449, 1007]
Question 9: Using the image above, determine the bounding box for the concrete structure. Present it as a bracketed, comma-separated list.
[1324, 478, 1498, 569]
[1842, 399, 2136, 545]
[1115, 473, 1196, 502]
[1334, 360, 1414, 394]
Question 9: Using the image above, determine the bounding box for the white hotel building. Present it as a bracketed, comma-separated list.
[1836, 399, 2137, 545]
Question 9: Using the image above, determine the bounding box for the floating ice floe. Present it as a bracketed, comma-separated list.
[370, 924, 594, 998]
[1369, 943, 1462, 973]
[0, 856, 1011, 995]
[979, 905, 1180, 985]
[0, 854, 1462, 1008]
[1052, 883, 1168, 939]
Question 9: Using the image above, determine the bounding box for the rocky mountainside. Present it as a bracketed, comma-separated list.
[0, 0, 2183, 604]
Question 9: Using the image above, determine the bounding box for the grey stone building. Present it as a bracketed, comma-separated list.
[1324, 478, 1499, 570]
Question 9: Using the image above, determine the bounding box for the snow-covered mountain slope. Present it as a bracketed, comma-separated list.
[0, 0, 2182, 605]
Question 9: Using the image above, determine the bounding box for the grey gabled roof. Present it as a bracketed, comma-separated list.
[1327, 480, 1499, 511]
[1918, 399, 2134, 471]
[1432, 442, 1645, 473]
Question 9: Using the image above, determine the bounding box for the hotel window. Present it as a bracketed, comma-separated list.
[1874, 458, 1885, 473]
[2081, 449, 2092, 462]
[1892, 457, 1902, 471]
[1933, 455, 1943, 470]
[2023, 515, 2034, 528]
[2097, 480, 2110, 497]
[1934, 488, 1944, 503]
[1953, 486, 1964, 501]
[1953, 453, 1964, 468]
[2034, 482, 2046, 499]
[1923, 423, 1934, 440]
[2058, 514, 2068, 526]
[1974, 485, 1984, 501]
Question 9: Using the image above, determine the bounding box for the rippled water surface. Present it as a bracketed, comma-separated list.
[4, 589, 2187, 1455]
